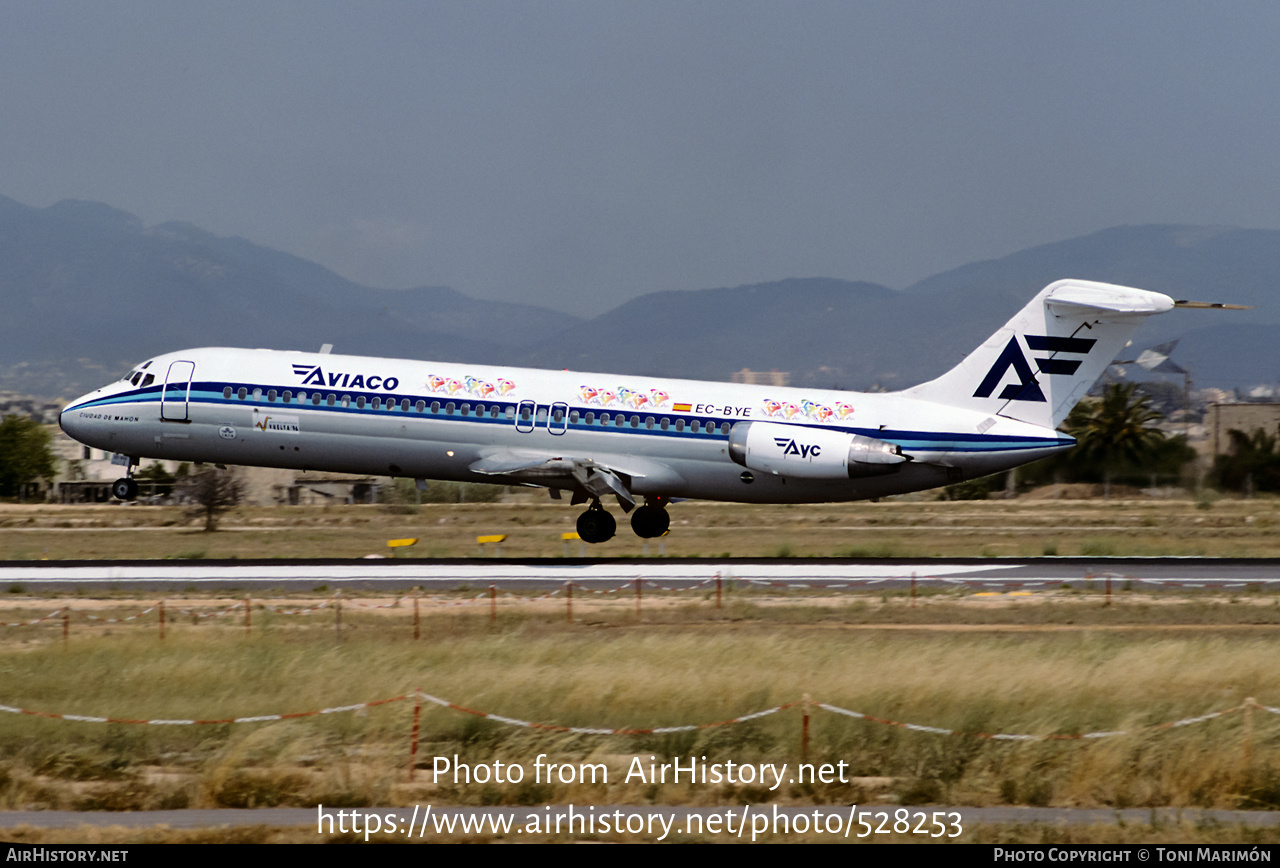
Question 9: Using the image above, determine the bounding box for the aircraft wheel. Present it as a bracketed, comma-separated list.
[630, 505, 670, 539]
[577, 508, 616, 544]
[112, 478, 139, 501]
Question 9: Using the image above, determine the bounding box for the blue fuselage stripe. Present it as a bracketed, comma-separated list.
[66, 381, 1074, 455]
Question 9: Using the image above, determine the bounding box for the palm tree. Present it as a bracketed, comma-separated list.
[1063, 384, 1167, 493]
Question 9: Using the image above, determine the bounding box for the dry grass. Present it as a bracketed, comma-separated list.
[5, 494, 1280, 558]
[0, 595, 1278, 818]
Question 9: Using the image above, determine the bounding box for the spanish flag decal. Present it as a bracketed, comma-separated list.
[673, 403, 692, 412]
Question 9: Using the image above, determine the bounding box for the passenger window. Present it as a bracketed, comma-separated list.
[223, 387, 232, 399]
[371, 397, 381, 410]
[490, 406, 500, 418]
[431, 401, 441, 413]
[402, 399, 411, 411]
[282, 391, 292, 403]
[505, 406, 514, 420]
[253, 388, 262, 400]
[644, 417, 654, 430]
[327, 394, 336, 406]
[600, 413, 610, 425]
[341, 395, 351, 407]
[569, 410, 579, 423]
[720, 422, 730, 435]
[674, 419, 683, 432]
[461, 403, 470, 416]
[661, 418, 670, 431]
[446, 402, 455, 414]
[267, 390, 277, 402]
[415, 400, 425, 412]
[630, 415, 639, 428]
[237, 387, 248, 400]
[585, 412, 595, 424]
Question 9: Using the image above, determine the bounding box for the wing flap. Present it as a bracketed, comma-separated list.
[466, 449, 688, 510]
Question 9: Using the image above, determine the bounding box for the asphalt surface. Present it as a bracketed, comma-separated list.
[0, 557, 1278, 592]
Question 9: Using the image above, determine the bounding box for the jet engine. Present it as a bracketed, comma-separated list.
[728, 421, 908, 479]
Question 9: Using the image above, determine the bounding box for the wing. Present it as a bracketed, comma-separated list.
[469, 449, 683, 510]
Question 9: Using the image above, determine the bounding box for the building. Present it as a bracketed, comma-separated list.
[1205, 403, 1280, 457]
[729, 368, 789, 386]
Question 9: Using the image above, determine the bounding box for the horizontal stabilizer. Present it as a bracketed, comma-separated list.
[1044, 283, 1174, 318]
[1173, 300, 1253, 310]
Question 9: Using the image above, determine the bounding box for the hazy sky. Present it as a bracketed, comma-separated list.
[5, 2, 1280, 315]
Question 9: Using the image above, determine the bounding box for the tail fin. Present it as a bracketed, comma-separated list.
[900, 279, 1174, 429]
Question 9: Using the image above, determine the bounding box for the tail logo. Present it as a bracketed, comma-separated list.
[973, 335, 1096, 403]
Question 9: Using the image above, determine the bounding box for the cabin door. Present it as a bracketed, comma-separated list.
[160, 360, 195, 422]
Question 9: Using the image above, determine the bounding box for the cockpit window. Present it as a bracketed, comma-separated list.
[141, 374, 155, 388]
[121, 360, 155, 383]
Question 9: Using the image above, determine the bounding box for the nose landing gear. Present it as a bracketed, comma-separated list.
[112, 477, 139, 501]
[111, 457, 140, 501]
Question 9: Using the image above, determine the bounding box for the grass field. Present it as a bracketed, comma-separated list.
[3, 495, 1280, 843]
[4, 493, 1280, 559]
[0, 587, 1278, 823]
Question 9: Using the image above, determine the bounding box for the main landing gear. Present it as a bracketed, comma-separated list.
[630, 497, 671, 539]
[576, 502, 616, 544]
[575, 497, 670, 544]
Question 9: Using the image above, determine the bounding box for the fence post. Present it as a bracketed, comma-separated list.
[1245, 696, 1256, 769]
[801, 693, 812, 763]
[158, 600, 165, 640]
[408, 689, 423, 782]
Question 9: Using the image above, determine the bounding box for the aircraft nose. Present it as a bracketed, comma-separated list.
[59, 392, 96, 442]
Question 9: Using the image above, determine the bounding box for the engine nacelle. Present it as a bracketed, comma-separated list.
[728, 421, 908, 479]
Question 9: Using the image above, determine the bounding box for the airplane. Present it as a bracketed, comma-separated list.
[58, 279, 1232, 543]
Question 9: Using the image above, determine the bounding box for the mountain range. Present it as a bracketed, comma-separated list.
[0, 195, 1275, 398]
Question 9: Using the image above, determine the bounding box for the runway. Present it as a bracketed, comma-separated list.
[0, 557, 1278, 592]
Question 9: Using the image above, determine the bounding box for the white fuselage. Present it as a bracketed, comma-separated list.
[59, 347, 1073, 504]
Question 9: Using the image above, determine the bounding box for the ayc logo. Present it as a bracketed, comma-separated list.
[973, 335, 1096, 403]
[292, 365, 399, 391]
[774, 437, 822, 459]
